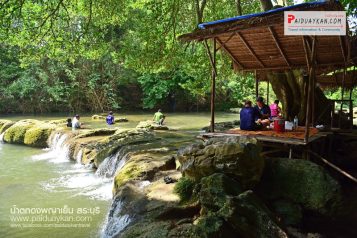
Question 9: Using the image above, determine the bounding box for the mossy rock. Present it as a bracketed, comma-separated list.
[74, 128, 117, 139]
[271, 200, 302, 226]
[199, 173, 242, 212]
[0, 120, 14, 134]
[47, 119, 67, 125]
[178, 137, 264, 190]
[24, 124, 56, 147]
[192, 214, 236, 238]
[3, 121, 36, 144]
[136, 120, 169, 130]
[218, 190, 288, 238]
[258, 158, 341, 214]
[92, 115, 105, 120]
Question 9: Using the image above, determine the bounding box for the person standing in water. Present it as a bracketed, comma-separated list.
[72, 114, 81, 131]
[153, 109, 165, 125]
[106, 111, 115, 125]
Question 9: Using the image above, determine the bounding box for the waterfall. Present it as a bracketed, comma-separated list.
[96, 147, 130, 178]
[76, 149, 83, 164]
[0, 132, 4, 143]
[101, 200, 131, 238]
[32, 132, 70, 162]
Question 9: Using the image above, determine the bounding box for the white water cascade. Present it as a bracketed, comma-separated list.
[0, 132, 4, 143]
[32, 132, 70, 163]
[101, 200, 131, 238]
[96, 147, 130, 178]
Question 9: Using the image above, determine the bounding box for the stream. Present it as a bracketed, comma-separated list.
[0, 112, 239, 237]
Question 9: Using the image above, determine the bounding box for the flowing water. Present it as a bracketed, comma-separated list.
[0, 112, 239, 238]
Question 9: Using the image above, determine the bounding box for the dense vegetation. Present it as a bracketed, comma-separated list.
[0, 0, 356, 113]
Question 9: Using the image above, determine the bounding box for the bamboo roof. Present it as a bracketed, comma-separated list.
[317, 70, 357, 89]
[179, 1, 353, 73]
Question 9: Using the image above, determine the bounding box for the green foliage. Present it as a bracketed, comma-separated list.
[0, 0, 355, 113]
[173, 177, 196, 203]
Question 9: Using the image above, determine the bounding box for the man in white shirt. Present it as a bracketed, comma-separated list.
[72, 114, 81, 131]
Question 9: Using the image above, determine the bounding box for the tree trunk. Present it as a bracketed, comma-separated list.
[236, 0, 242, 15]
[267, 70, 331, 125]
[259, 0, 273, 11]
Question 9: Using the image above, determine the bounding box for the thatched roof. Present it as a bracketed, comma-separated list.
[317, 70, 357, 89]
[179, 1, 352, 73]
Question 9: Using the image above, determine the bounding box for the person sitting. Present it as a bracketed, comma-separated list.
[240, 100, 260, 131]
[106, 111, 115, 125]
[66, 118, 72, 128]
[254, 96, 271, 127]
[72, 114, 81, 131]
[270, 100, 281, 118]
[153, 109, 165, 125]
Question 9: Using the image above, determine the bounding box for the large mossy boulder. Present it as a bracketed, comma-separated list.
[3, 120, 58, 147]
[24, 124, 56, 147]
[258, 158, 341, 214]
[0, 120, 14, 134]
[218, 191, 288, 238]
[199, 173, 242, 212]
[136, 120, 169, 130]
[177, 137, 263, 189]
[3, 120, 37, 144]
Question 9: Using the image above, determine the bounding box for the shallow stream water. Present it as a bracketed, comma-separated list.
[0, 112, 238, 238]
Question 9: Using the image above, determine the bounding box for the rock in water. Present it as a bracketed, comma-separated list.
[202, 120, 240, 132]
[136, 120, 169, 130]
[24, 123, 56, 147]
[258, 158, 341, 214]
[91, 115, 105, 120]
[177, 137, 263, 189]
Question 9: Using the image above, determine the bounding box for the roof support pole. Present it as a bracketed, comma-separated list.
[338, 66, 346, 129]
[204, 39, 217, 133]
[303, 36, 316, 143]
[350, 67, 356, 129]
[255, 70, 258, 98]
[267, 78, 270, 104]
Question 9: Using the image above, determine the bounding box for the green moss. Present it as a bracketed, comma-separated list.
[0, 120, 14, 134]
[114, 162, 143, 192]
[24, 124, 55, 147]
[3, 121, 35, 144]
[174, 177, 196, 203]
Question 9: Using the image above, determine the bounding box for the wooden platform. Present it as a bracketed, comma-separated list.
[201, 127, 323, 145]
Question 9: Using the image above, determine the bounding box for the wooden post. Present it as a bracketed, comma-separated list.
[303, 36, 316, 143]
[210, 39, 217, 132]
[204, 39, 217, 133]
[338, 66, 346, 128]
[267, 78, 270, 104]
[255, 70, 258, 98]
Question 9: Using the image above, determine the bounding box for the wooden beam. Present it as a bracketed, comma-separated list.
[203, 39, 217, 76]
[216, 38, 244, 69]
[268, 26, 290, 67]
[236, 32, 265, 68]
[241, 62, 345, 72]
[216, 32, 235, 51]
[210, 39, 217, 133]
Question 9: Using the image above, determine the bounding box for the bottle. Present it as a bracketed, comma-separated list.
[294, 116, 298, 129]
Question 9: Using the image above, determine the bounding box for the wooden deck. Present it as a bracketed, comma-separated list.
[200, 127, 324, 146]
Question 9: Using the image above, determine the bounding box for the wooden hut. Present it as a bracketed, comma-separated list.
[179, 0, 355, 143]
